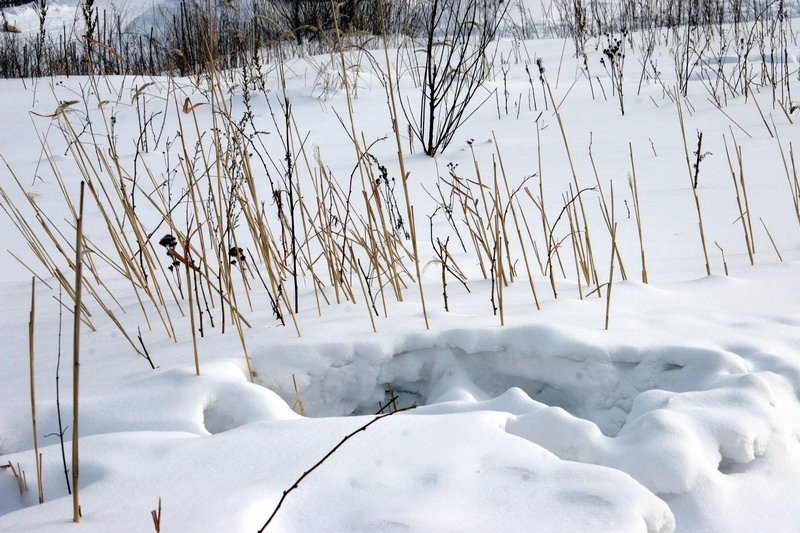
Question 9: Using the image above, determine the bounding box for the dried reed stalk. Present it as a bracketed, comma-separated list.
[185, 239, 200, 376]
[72, 181, 85, 523]
[771, 122, 800, 228]
[676, 89, 711, 276]
[292, 375, 306, 416]
[494, 133, 540, 309]
[588, 153, 627, 281]
[605, 223, 617, 330]
[628, 143, 648, 283]
[760, 218, 783, 262]
[379, 0, 428, 327]
[29, 278, 43, 504]
[723, 135, 754, 264]
[493, 176, 505, 325]
[566, 195, 584, 300]
[546, 81, 598, 287]
[715, 242, 729, 275]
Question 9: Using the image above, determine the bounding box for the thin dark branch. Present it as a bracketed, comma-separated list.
[257, 404, 417, 532]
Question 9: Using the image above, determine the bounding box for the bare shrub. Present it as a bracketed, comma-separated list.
[399, 0, 509, 156]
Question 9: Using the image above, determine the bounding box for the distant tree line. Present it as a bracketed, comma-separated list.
[0, 0, 418, 77]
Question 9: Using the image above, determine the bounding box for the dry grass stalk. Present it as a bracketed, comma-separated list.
[517, 197, 545, 275]
[527, 186, 560, 298]
[494, 133, 540, 310]
[532, 126, 566, 294]
[291, 118, 331, 315]
[0, 168, 100, 324]
[789, 145, 800, 214]
[292, 375, 306, 416]
[605, 222, 617, 330]
[55, 116, 179, 342]
[72, 181, 85, 523]
[448, 174, 488, 279]
[349, 245, 377, 332]
[714, 242, 729, 275]
[589, 152, 627, 282]
[494, 158, 514, 285]
[493, 175, 505, 326]
[628, 143, 648, 283]
[8, 251, 52, 289]
[777, 100, 794, 125]
[29, 278, 44, 504]
[360, 191, 390, 317]
[176, 109, 226, 317]
[771, 122, 800, 228]
[760, 218, 784, 262]
[546, 80, 598, 288]
[469, 146, 496, 235]
[733, 142, 755, 254]
[51, 272, 96, 331]
[566, 194, 584, 300]
[95, 140, 177, 334]
[705, 97, 752, 138]
[360, 133, 403, 304]
[676, 89, 711, 276]
[461, 148, 498, 279]
[185, 237, 201, 376]
[723, 134, 754, 264]
[3, 462, 28, 494]
[151, 497, 162, 532]
[750, 93, 773, 138]
[378, 0, 428, 327]
[136, 184, 253, 331]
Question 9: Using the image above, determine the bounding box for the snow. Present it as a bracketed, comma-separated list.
[0, 0, 180, 34]
[2, 5, 800, 533]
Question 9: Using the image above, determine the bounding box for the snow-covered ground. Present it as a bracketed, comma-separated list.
[2, 5, 800, 532]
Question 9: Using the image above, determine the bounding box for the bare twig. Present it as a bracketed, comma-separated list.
[257, 405, 417, 532]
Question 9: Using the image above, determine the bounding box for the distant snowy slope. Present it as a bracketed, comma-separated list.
[0, 0, 180, 34]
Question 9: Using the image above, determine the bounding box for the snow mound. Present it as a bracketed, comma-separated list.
[263, 325, 787, 500]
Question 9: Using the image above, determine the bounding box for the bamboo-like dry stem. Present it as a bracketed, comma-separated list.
[734, 143, 756, 253]
[676, 89, 712, 276]
[186, 243, 200, 376]
[349, 246, 377, 333]
[771, 123, 800, 228]
[378, 0, 428, 328]
[566, 197, 584, 300]
[292, 375, 306, 416]
[760, 218, 784, 262]
[715, 242, 729, 275]
[546, 81, 598, 288]
[493, 132, 540, 310]
[605, 223, 617, 330]
[723, 135, 754, 264]
[151, 497, 162, 532]
[72, 181, 85, 523]
[29, 277, 43, 504]
[628, 143, 648, 283]
[493, 179, 505, 326]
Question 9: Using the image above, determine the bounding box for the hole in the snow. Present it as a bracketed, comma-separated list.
[294, 344, 705, 438]
[717, 450, 757, 475]
[203, 401, 238, 434]
[352, 384, 424, 416]
[718, 457, 749, 475]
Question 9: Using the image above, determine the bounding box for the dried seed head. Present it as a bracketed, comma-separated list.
[159, 234, 178, 249]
